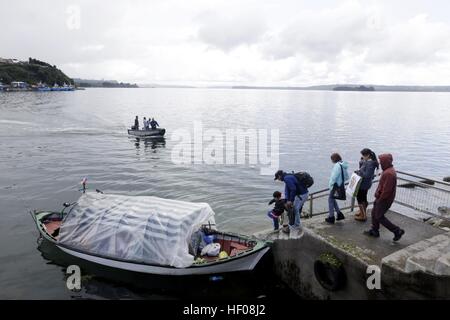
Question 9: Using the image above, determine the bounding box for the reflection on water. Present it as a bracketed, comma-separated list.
[132, 137, 166, 151]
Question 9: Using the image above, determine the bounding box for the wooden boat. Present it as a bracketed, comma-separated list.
[128, 128, 166, 137]
[31, 193, 271, 276]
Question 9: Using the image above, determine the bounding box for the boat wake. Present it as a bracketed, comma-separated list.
[43, 127, 125, 136]
[0, 119, 36, 126]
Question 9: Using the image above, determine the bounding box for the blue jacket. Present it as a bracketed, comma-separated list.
[329, 161, 349, 190]
[356, 159, 378, 190]
[283, 173, 308, 202]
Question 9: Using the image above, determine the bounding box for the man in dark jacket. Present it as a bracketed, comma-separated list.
[150, 118, 159, 130]
[364, 154, 405, 241]
[275, 170, 309, 233]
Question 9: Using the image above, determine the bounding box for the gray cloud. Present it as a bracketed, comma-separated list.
[261, 1, 384, 62]
[195, 10, 267, 51]
[366, 14, 450, 65]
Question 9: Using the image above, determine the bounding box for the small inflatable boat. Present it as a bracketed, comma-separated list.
[128, 128, 166, 137]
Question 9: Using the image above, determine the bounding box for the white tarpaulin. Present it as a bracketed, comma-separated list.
[58, 193, 216, 268]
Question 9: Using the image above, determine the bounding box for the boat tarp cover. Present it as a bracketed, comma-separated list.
[58, 193, 216, 268]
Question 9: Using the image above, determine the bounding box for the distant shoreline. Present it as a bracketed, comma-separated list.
[137, 84, 450, 92]
[73, 78, 138, 88]
[5, 85, 449, 93]
[229, 85, 450, 92]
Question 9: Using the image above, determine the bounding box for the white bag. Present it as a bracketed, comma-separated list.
[346, 173, 362, 197]
[201, 243, 221, 257]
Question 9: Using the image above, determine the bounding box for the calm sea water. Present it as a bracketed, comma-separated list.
[0, 88, 449, 299]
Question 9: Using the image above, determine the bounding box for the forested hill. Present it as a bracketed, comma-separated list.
[0, 58, 73, 85]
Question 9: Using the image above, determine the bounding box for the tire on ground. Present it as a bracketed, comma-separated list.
[314, 253, 347, 291]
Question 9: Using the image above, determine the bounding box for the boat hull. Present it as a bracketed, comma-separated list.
[57, 245, 270, 276]
[128, 128, 166, 137]
[50, 87, 74, 91]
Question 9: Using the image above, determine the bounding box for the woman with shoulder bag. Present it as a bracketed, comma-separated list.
[326, 153, 349, 224]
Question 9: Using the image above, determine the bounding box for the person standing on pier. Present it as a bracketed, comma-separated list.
[354, 148, 379, 222]
[274, 170, 309, 233]
[364, 154, 405, 241]
[326, 153, 349, 224]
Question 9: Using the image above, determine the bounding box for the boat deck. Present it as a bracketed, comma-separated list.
[43, 221, 61, 238]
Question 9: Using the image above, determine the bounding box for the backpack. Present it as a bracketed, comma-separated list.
[293, 171, 314, 189]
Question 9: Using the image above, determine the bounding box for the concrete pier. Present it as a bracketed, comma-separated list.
[256, 209, 450, 299]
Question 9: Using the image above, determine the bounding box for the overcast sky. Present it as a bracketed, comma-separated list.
[2, 0, 450, 86]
